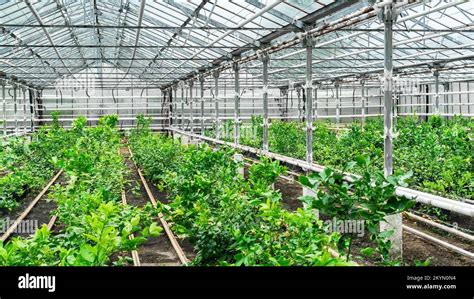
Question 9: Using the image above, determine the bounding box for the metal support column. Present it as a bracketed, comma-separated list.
[335, 80, 340, 126]
[199, 75, 205, 134]
[22, 87, 27, 133]
[458, 82, 462, 115]
[2, 80, 6, 138]
[167, 88, 172, 128]
[13, 83, 17, 134]
[29, 88, 34, 132]
[304, 35, 314, 165]
[189, 81, 194, 134]
[173, 86, 178, 127]
[180, 83, 184, 130]
[262, 52, 270, 152]
[468, 82, 471, 115]
[380, 3, 402, 260]
[302, 34, 317, 216]
[213, 71, 220, 139]
[361, 79, 366, 127]
[433, 68, 440, 115]
[233, 59, 240, 144]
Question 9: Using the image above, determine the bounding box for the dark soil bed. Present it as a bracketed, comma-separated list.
[275, 178, 303, 211]
[121, 147, 194, 265]
[145, 169, 196, 259]
[5, 172, 67, 239]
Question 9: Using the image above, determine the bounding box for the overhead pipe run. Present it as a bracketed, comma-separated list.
[251, 2, 467, 83]
[167, 4, 377, 89]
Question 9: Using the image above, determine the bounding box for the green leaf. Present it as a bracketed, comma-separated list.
[298, 175, 312, 187]
[149, 223, 163, 237]
[360, 247, 375, 257]
[130, 215, 140, 227]
[83, 233, 99, 243]
[354, 155, 369, 167]
[79, 245, 95, 263]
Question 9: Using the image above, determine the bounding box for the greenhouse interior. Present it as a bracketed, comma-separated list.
[0, 0, 474, 278]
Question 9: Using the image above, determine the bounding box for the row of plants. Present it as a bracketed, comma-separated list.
[206, 115, 473, 200]
[0, 113, 75, 211]
[130, 116, 414, 265]
[0, 115, 161, 265]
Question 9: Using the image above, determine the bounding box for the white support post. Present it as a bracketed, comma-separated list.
[361, 79, 366, 128]
[335, 80, 340, 126]
[213, 71, 220, 139]
[30, 88, 35, 132]
[189, 81, 194, 134]
[443, 82, 448, 117]
[233, 59, 240, 145]
[434, 69, 440, 115]
[380, 3, 402, 260]
[180, 84, 184, 131]
[302, 186, 319, 218]
[13, 83, 18, 135]
[167, 88, 172, 128]
[2, 80, 6, 138]
[304, 35, 314, 166]
[233, 153, 245, 177]
[302, 34, 318, 218]
[173, 86, 178, 128]
[199, 74, 205, 134]
[22, 87, 27, 134]
[262, 51, 270, 152]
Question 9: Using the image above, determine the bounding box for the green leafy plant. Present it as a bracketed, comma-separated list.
[206, 115, 473, 201]
[299, 156, 415, 262]
[129, 121, 350, 266]
[0, 116, 162, 266]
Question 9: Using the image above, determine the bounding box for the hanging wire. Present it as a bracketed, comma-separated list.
[58, 88, 63, 106]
